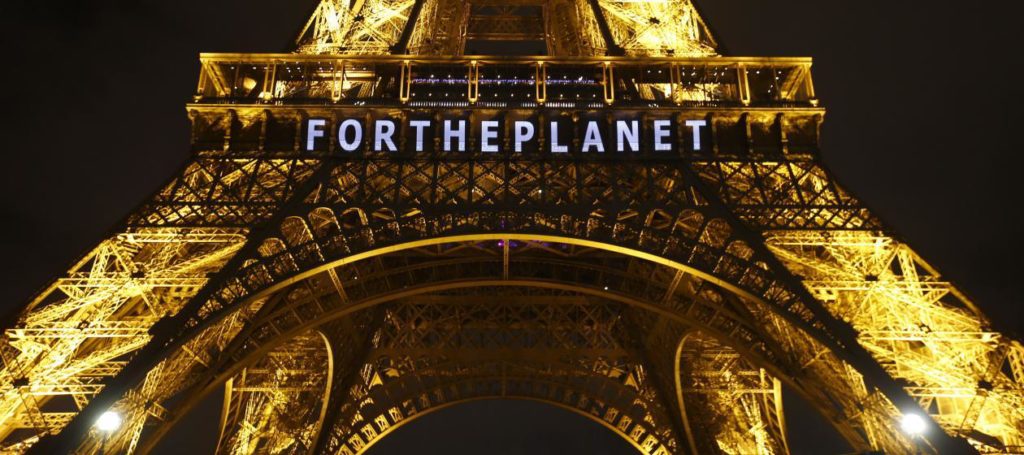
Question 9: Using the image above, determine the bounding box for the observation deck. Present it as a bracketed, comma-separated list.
[194, 54, 818, 109]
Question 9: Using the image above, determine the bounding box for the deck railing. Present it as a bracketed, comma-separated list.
[195, 54, 818, 108]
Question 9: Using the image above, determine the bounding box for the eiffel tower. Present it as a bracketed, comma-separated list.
[3, 0, 1022, 453]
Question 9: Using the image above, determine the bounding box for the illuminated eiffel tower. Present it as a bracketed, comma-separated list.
[2, 0, 1022, 453]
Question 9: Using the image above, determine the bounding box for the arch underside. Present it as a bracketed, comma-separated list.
[5, 0, 1023, 451]
[316, 294, 684, 455]
[216, 288, 790, 455]
[24, 155, 1023, 454]
[107, 156, 924, 453]
[127, 232, 903, 454]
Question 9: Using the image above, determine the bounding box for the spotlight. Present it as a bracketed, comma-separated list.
[96, 410, 122, 433]
[900, 412, 927, 435]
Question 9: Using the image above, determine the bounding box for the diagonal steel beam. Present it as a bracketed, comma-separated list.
[28, 162, 338, 455]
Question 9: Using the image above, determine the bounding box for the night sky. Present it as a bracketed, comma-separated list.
[1, 1, 1022, 453]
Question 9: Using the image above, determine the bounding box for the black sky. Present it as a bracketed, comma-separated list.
[1, 1, 1022, 453]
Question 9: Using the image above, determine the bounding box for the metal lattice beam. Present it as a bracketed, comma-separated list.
[4, 2, 1021, 454]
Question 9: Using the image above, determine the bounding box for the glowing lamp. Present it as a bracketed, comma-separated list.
[900, 412, 927, 435]
[95, 410, 122, 433]
[241, 77, 258, 92]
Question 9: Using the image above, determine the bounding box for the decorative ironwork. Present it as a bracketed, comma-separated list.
[2, 1, 1020, 454]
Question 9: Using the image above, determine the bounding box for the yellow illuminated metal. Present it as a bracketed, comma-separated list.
[766, 231, 1024, 450]
[1, 1, 1022, 454]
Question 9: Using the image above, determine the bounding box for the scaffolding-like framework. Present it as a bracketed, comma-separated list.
[2, 1, 1022, 454]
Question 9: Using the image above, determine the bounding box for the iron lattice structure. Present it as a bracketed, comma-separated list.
[2, 0, 1022, 454]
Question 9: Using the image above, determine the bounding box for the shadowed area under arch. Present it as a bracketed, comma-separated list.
[363, 399, 637, 455]
[134, 231, 885, 454]
[149, 381, 853, 454]
[4, 0, 1022, 453]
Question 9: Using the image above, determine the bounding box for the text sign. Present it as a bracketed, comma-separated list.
[304, 113, 708, 155]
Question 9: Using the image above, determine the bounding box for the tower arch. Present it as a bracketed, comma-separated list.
[125, 232, 893, 454]
[4, 1, 1021, 454]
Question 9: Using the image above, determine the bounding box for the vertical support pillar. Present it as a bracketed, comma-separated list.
[230, 64, 241, 99]
[803, 63, 818, 106]
[670, 63, 683, 106]
[195, 62, 208, 102]
[261, 62, 276, 103]
[601, 62, 615, 105]
[223, 110, 235, 152]
[399, 60, 413, 104]
[776, 113, 789, 154]
[294, 112, 305, 153]
[467, 60, 480, 104]
[330, 60, 342, 103]
[502, 239, 510, 280]
[258, 110, 268, 151]
[737, 64, 751, 106]
[535, 62, 547, 105]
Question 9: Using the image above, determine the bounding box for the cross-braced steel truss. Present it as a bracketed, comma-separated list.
[2, 1, 1022, 454]
[297, 0, 715, 56]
